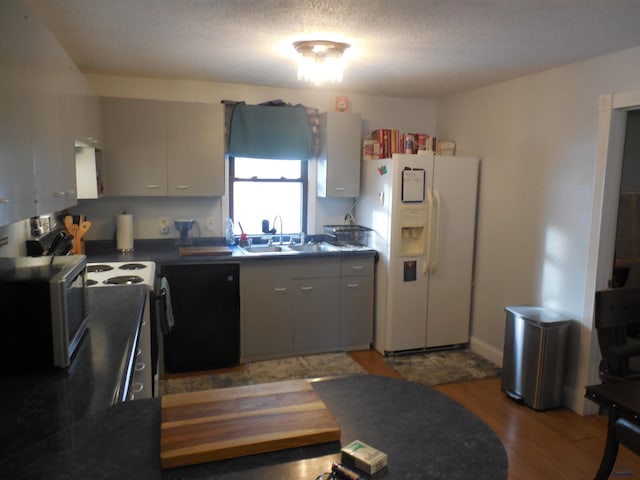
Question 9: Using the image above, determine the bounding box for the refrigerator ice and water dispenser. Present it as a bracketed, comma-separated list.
[398, 207, 427, 257]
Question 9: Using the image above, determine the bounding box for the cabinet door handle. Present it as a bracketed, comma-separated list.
[351, 265, 364, 271]
[334, 187, 345, 192]
[175, 185, 190, 190]
[300, 286, 313, 292]
[53, 191, 66, 197]
[146, 184, 160, 189]
[0, 198, 9, 204]
[66, 190, 76, 195]
[347, 283, 360, 288]
[274, 287, 287, 293]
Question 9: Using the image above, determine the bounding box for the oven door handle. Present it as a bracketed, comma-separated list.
[155, 277, 175, 334]
[155, 288, 168, 330]
[153, 287, 167, 302]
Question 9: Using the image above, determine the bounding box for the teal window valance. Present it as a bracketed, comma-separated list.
[226, 100, 318, 160]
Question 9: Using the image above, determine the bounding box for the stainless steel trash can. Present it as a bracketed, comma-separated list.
[501, 305, 572, 410]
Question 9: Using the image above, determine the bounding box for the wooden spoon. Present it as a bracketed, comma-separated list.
[73, 221, 91, 254]
[69, 223, 79, 253]
[64, 215, 73, 235]
[77, 221, 91, 241]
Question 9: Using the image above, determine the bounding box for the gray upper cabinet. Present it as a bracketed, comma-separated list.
[102, 98, 225, 197]
[102, 98, 167, 196]
[0, 0, 35, 226]
[31, 16, 79, 215]
[1, 0, 94, 226]
[167, 101, 225, 196]
[74, 79, 103, 150]
[317, 111, 362, 198]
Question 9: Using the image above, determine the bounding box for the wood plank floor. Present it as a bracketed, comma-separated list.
[348, 349, 640, 480]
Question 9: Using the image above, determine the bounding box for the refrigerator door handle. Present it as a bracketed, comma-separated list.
[423, 189, 434, 275]
[431, 190, 442, 273]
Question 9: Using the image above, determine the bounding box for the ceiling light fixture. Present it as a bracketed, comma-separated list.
[293, 40, 350, 85]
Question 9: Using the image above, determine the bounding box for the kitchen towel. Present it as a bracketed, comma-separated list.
[160, 277, 175, 334]
[116, 213, 134, 252]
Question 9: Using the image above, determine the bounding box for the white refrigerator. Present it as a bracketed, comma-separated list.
[358, 153, 479, 354]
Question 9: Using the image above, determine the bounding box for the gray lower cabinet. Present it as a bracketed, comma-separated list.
[241, 255, 374, 361]
[339, 257, 374, 348]
[241, 261, 294, 359]
[292, 276, 339, 353]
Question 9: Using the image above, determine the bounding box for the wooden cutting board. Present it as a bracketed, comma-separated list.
[178, 246, 232, 256]
[160, 379, 341, 469]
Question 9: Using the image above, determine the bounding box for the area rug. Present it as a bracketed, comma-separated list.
[159, 352, 366, 395]
[384, 349, 501, 387]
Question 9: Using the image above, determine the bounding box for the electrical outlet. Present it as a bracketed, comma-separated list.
[159, 218, 170, 235]
[206, 217, 216, 231]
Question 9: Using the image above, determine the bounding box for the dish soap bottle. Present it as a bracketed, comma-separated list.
[225, 218, 235, 246]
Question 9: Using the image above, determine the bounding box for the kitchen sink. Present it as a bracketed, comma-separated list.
[242, 245, 284, 254]
[287, 243, 337, 253]
[239, 242, 342, 255]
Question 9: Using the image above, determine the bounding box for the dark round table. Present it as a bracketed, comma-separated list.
[0, 375, 508, 479]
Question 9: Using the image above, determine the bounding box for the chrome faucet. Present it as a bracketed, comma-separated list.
[273, 215, 284, 245]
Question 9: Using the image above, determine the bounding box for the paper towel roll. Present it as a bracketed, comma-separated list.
[116, 213, 134, 252]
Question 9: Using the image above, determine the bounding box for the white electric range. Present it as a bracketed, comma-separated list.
[86, 261, 156, 289]
[86, 261, 157, 400]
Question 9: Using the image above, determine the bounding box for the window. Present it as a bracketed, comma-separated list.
[229, 157, 308, 236]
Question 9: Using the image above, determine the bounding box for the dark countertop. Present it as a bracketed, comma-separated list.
[0, 285, 147, 459]
[84, 237, 377, 265]
[0, 375, 508, 479]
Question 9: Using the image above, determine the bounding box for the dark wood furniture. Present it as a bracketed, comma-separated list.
[594, 288, 640, 382]
[585, 382, 640, 479]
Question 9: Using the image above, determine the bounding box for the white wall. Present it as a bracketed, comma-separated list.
[0, 220, 30, 257]
[71, 74, 437, 242]
[436, 45, 640, 413]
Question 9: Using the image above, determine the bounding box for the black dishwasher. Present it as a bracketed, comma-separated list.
[161, 263, 240, 373]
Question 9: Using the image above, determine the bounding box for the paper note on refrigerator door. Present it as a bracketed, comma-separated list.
[402, 169, 425, 202]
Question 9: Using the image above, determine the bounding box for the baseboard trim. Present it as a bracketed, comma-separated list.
[469, 336, 503, 367]
[564, 385, 599, 415]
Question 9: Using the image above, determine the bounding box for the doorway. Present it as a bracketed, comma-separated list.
[575, 91, 640, 414]
[612, 111, 640, 288]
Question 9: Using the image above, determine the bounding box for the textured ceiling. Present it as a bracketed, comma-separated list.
[24, 0, 640, 99]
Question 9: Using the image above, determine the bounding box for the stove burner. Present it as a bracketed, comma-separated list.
[118, 263, 147, 271]
[103, 275, 144, 285]
[87, 264, 114, 273]
[87, 279, 98, 286]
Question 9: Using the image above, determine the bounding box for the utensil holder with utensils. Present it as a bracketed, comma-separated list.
[64, 215, 91, 254]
